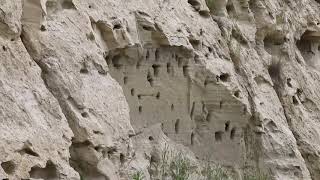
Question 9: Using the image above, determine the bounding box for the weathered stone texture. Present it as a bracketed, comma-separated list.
[1, 0, 320, 179]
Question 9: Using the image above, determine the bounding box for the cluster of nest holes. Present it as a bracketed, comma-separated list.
[214, 121, 236, 142]
[108, 50, 190, 116]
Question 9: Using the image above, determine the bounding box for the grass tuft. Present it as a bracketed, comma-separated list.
[132, 171, 145, 180]
[244, 172, 270, 180]
[169, 153, 192, 180]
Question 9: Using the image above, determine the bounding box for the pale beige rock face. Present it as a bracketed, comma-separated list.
[1, 0, 320, 179]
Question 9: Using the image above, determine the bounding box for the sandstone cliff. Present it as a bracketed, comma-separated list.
[1, 0, 320, 179]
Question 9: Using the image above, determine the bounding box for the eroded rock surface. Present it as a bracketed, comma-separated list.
[1, 0, 320, 179]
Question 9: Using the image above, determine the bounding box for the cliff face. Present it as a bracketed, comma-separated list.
[1, 0, 320, 179]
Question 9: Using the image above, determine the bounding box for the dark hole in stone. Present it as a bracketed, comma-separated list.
[215, 131, 223, 141]
[147, 72, 154, 87]
[171, 104, 174, 111]
[136, 62, 141, 69]
[2, 46, 6, 51]
[94, 145, 103, 152]
[40, 25, 46, 31]
[148, 136, 154, 141]
[230, 127, 236, 140]
[189, 39, 200, 49]
[156, 92, 160, 99]
[150, 154, 159, 164]
[152, 64, 161, 77]
[142, 26, 154, 31]
[80, 68, 89, 74]
[167, 63, 172, 74]
[293, 96, 299, 105]
[190, 102, 195, 118]
[287, 78, 292, 87]
[19, 147, 39, 157]
[86, 32, 95, 41]
[175, 119, 180, 134]
[188, 0, 201, 10]
[219, 101, 223, 109]
[1, 161, 15, 175]
[139, 106, 142, 113]
[219, 73, 230, 82]
[268, 63, 281, 81]
[29, 161, 58, 179]
[131, 88, 135, 96]
[199, 10, 210, 17]
[183, 65, 189, 77]
[146, 50, 150, 60]
[234, 90, 240, 98]
[112, 55, 122, 69]
[61, 0, 75, 9]
[123, 76, 128, 85]
[113, 24, 122, 30]
[208, 46, 213, 52]
[191, 132, 195, 145]
[225, 121, 230, 131]
[81, 112, 89, 118]
[120, 153, 125, 164]
[105, 54, 111, 65]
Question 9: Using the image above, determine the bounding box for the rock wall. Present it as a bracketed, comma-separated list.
[1, 0, 320, 179]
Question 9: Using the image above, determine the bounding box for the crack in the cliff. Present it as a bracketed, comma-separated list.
[19, 30, 84, 179]
[268, 69, 313, 179]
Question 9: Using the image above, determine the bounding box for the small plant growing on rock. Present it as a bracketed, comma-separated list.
[132, 171, 145, 180]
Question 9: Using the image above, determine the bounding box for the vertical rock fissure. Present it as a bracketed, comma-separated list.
[19, 31, 84, 179]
